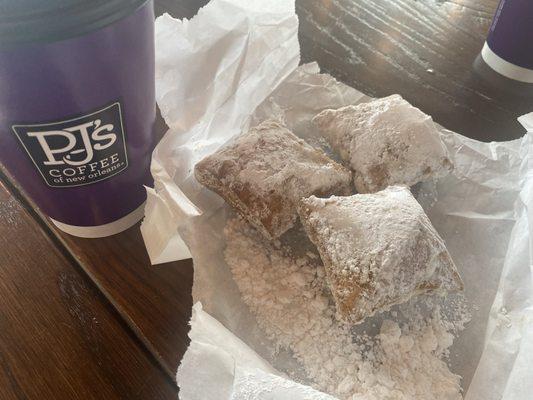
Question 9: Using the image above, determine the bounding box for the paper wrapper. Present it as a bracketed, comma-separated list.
[140, 0, 533, 398]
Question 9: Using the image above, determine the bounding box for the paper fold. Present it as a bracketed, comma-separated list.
[465, 130, 533, 400]
[177, 303, 336, 400]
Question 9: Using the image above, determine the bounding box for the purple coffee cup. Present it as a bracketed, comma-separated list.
[482, 0, 533, 84]
[0, 0, 156, 237]
[473, 0, 533, 95]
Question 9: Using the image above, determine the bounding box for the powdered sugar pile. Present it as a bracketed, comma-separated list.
[232, 368, 337, 400]
[224, 216, 470, 400]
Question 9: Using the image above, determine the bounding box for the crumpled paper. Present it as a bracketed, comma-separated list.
[177, 303, 336, 400]
[140, 0, 533, 398]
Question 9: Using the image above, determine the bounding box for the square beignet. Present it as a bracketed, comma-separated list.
[312, 95, 452, 193]
[195, 120, 353, 239]
[297, 186, 463, 323]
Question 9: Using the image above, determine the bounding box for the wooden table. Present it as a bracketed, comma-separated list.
[1, 0, 531, 398]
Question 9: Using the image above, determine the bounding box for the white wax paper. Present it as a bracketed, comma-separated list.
[140, 0, 533, 398]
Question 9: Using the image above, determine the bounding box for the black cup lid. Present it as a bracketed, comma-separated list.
[0, 0, 149, 47]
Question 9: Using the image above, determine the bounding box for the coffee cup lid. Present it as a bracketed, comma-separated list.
[0, 0, 148, 48]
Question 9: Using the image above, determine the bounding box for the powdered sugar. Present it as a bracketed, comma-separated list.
[225, 216, 470, 400]
[232, 368, 337, 400]
[312, 95, 452, 193]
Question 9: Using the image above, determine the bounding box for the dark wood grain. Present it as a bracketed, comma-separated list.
[2, 0, 532, 394]
[47, 221, 193, 379]
[0, 180, 177, 400]
[155, 0, 209, 19]
[297, 0, 532, 142]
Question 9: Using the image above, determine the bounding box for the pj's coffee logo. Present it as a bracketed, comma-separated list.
[12, 102, 128, 188]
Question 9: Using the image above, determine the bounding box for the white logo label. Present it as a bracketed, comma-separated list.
[13, 102, 128, 188]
